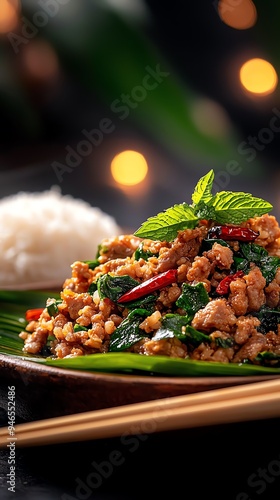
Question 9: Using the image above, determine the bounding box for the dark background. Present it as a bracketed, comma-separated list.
[1, 3, 280, 499]
[1, 0, 280, 230]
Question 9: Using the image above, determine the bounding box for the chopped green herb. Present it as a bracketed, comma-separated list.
[46, 299, 62, 317]
[74, 324, 89, 332]
[83, 260, 100, 270]
[134, 242, 158, 261]
[214, 337, 235, 348]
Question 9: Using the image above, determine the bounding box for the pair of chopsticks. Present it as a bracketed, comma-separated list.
[1, 378, 280, 448]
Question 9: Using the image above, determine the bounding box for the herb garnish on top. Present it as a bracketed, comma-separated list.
[134, 170, 273, 241]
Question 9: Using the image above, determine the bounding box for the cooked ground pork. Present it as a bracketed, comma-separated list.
[19, 214, 280, 367]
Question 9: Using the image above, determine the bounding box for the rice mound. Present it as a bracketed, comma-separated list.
[0, 188, 121, 287]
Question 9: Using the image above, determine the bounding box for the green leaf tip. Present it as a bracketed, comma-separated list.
[192, 169, 214, 205]
[134, 169, 273, 241]
[134, 203, 198, 242]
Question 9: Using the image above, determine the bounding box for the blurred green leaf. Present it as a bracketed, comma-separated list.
[0, 45, 42, 137]
[38, 1, 261, 171]
[253, 0, 280, 86]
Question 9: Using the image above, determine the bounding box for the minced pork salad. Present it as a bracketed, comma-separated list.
[19, 171, 280, 367]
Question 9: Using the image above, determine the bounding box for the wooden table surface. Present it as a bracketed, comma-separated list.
[1, 414, 280, 500]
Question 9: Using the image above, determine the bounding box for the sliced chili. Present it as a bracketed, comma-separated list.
[25, 308, 44, 321]
[117, 268, 177, 303]
[208, 225, 259, 241]
[216, 270, 245, 295]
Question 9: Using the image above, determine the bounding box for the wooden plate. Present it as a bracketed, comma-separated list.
[1, 354, 280, 424]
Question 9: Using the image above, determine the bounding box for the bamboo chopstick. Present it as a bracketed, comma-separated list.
[1, 378, 280, 448]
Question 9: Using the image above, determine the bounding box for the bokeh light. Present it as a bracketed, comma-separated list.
[218, 0, 257, 30]
[239, 58, 278, 95]
[110, 150, 148, 186]
[0, 0, 19, 33]
[21, 40, 60, 82]
[191, 97, 232, 138]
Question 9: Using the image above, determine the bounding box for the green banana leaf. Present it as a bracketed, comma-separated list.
[1, 290, 280, 377]
[0, 290, 60, 359]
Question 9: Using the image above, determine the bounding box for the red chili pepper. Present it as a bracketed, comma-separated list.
[25, 308, 44, 321]
[208, 225, 259, 241]
[117, 269, 177, 303]
[216, 271, 244, 295]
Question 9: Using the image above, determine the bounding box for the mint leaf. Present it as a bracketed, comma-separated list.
[133, 170, 273, 241]
[208, 191, 273, 224]
[134, 203, 198, 241]
[191, 170, 216, 221]
[193, 201, 216, 220]
[192, 169, 214, 205]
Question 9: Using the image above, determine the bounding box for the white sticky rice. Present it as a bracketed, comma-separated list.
[0, 187, 121, 288]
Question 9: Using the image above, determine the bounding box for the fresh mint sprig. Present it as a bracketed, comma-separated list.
[134, 169, 273, 241]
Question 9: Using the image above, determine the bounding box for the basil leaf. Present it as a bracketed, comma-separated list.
[126, 308, 152, 319]
[185, 325, 211, 345]
[260, 256, 280, 284]
[109, 309, 150, 351]
[83, 260, 100, 270]
[88, 282, 97, 294]
[153, 314, 191, 340]
[134, 203, 198, 241]
[97, 274, 139, 302]
[134, 242, 158, 261]
[109, 319, 145, 351]
[201, 238, 231, 252]
[158, 321, 234, 349]
[125, 294, 157, 313]
[240, 243, 280, 284]
[154, 317, 210, 346]
[240, 242, 267, 260]
[176, 282, 209, 317]
[233, 256, 250, 274]
[252, 306, 280, 334]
